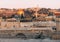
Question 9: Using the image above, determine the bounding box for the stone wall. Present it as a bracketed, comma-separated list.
[0, 22, 21, 29]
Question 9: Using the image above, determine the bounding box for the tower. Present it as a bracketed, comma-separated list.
[34, 4, 40, 18]
[56, 16, 60, 31]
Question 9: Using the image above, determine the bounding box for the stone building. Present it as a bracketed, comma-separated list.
[55, 12, 60, 31]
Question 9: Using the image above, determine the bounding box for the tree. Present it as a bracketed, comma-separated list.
[38, 8, 49, 14]
[2, 15, 6, 21]
[24, 9, 35, 17]
[11, 14, 19, 20]
[35, 32, 45, 39]
[48, 12, 54, 16]
[2, 16, 6, 19]
[20, 14, 25, 19]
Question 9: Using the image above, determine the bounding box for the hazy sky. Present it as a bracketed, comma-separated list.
[0, 0, 60, 9]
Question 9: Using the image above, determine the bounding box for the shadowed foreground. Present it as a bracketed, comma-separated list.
[0, 38, 60, 42]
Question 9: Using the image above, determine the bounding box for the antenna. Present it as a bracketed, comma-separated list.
[36, 4, 39, 8]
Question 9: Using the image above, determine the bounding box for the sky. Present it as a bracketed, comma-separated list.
[0, 0, 60, 9]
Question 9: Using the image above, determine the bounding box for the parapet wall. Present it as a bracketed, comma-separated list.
[0, 21, 56, 30]
[0, 22, 20, 29]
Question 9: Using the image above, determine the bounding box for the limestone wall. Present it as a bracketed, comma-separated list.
[0, 22, 21, 29]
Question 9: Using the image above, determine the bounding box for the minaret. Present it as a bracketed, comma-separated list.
[35, 9, 38, 18]
[35, 4, 39, 18]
